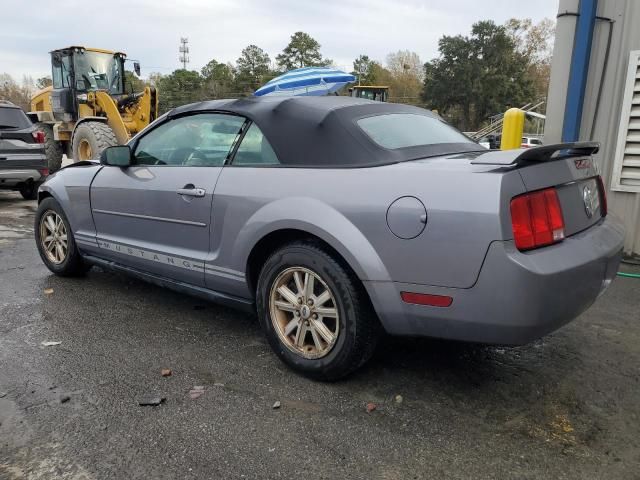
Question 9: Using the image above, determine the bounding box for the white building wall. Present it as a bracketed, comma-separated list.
[545, 0, 640, 254]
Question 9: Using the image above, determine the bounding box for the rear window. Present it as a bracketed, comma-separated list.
[357, 113, 472, 150]
[0, 107, 31, 129]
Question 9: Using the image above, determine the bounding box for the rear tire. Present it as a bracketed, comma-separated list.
[71, 122, 117, 161]
[35, 197, 89, 276]
[35, 123, 63, 172]
[256, 240, 380, 380]
[19, 182, 38, 200]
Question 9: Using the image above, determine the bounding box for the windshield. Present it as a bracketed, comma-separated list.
[357, 113, 474, 150]
[74, 51, 124, 95]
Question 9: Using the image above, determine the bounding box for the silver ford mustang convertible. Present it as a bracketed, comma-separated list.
[34, 96, 624, 379]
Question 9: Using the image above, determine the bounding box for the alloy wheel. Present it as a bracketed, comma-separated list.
[269, 267, 340, 359]
[39, 210, 68, 264]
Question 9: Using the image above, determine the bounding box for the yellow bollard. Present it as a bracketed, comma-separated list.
[500, 108, 525, 150]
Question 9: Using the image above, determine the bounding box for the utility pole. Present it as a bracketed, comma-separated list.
[179, 37, 190, 70]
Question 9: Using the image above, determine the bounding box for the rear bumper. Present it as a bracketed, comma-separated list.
[365, 214, 625, 344]
[0, 153, 47, 187]
[0, 169, 46, 187]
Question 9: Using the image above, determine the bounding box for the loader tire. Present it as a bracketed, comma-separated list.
[35, 123, 63, 172]
[72, 121, 118, 161]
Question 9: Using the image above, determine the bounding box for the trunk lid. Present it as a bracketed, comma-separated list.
[472, 142, 605, 237]
[0, 134, 45, 164]
[517, 157, 603, 236]
[0, 128, 44, 165]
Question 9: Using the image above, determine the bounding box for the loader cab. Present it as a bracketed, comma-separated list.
[50, 47, 126, 121]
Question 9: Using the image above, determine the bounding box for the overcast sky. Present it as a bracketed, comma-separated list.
[1, 0, 558, 80]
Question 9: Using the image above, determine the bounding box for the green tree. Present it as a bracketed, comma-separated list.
[201, 59, 236, 98]
[423, 20, 535, 130]
[155, 69, 204, 113]
[124, 70, 145, 93]
[369, 62, 393, 85]
[276, 32, 330, 71]
[352, 55, 377, 85]
[235, 45, 271, 93]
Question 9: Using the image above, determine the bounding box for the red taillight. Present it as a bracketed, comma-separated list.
[510, 187, 565, 251]
[400, 291, 453, 307]
[39, 168, 50, 177]
[596, 175, 608, 217]
[32, 131, 45, 143]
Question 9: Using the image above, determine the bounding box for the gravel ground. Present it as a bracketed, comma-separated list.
[0, 190, 638, 480]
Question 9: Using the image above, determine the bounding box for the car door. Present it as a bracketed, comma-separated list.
[205, 121, 281, 294]
[90, 112, 246, 287]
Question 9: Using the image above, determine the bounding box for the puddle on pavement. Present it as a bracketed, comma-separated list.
[0, 225, 31, 237]
[0, 195, 36, 242]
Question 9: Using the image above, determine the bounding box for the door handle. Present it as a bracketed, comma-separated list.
[176, 185, 206, 197]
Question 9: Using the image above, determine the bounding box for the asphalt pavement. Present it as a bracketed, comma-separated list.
[0, 190, 639, 480]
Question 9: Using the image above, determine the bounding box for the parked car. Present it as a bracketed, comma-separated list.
[33, 97, 624, 379]
[478, 134, 501, 150]
[521, 136, 543, 148]
[0, 100, 48, 199]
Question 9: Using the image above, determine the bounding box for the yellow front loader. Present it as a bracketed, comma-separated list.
[29, 46, 158, 171]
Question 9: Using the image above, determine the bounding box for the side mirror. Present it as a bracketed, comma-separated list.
[101, 145, 132, 167]
[134, 62, 141, 76]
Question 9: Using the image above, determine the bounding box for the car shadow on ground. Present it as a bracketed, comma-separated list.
[77, 264, 571, 396]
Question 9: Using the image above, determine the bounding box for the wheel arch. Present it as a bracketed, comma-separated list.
[71, 119, 118, 161]
[241, 198, 392, 294]
[37, 190, 53, 204]
[37, 182, 68, 209]
[246, 228, 385, 330]
[247, 229, 334, 294]
[71, 116, 108, 137]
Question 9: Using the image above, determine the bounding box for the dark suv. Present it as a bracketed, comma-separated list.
[0, 100, 48, 199]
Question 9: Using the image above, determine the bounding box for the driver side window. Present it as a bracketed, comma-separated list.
[133, 113, 245, 167]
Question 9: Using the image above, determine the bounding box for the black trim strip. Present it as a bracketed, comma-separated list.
[92, 208, 207, 227]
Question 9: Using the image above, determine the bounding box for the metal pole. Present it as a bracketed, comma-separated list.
[562, 0, 598, 141]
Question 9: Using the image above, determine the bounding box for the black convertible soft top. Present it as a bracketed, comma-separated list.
[168, 96, 482, 167]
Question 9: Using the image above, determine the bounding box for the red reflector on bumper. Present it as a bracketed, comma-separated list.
[400, 291, 453, 307]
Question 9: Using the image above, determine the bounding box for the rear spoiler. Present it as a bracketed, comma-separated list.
[471, 142, 600, 166]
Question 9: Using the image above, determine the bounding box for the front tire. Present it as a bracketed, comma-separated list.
[35, 123, 63, 172]
[35, 197, 89, 276]
[257, 241, 380, 380]
[71, 121, 117, 161]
